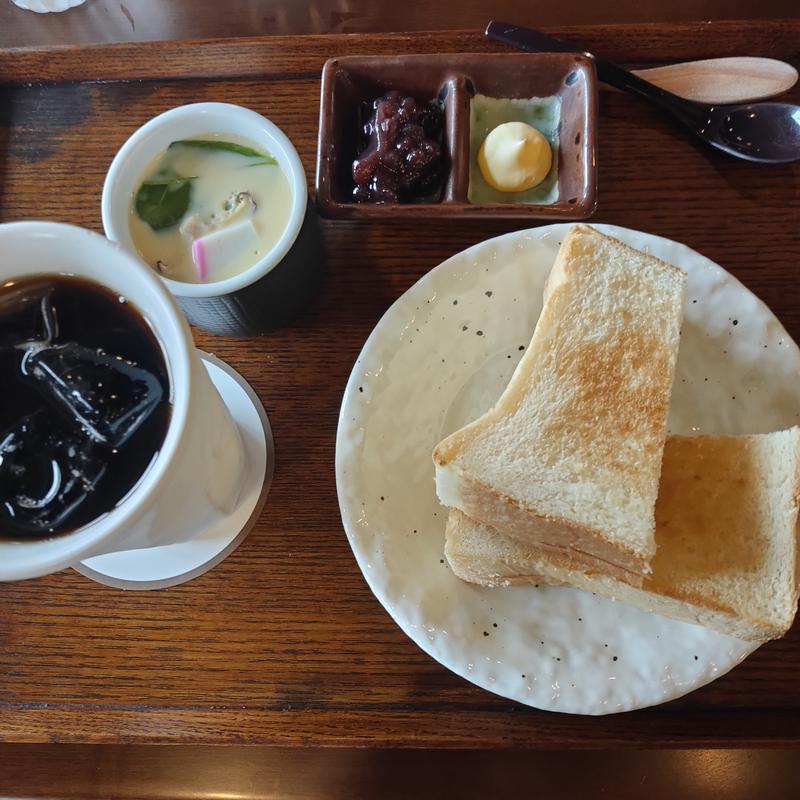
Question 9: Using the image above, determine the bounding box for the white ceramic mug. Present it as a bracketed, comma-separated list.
[0, 222, 245, 580]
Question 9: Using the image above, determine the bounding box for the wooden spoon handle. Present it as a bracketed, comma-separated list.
[612, 57, 798, 104]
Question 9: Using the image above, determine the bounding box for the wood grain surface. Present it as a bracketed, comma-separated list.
[3, 746, 800, 799]
[0, 22, 799, 748]
[0, 0, 797, 48]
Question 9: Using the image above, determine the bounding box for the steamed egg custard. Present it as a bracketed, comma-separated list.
[129, 135, 292, 284]
[469, 94, 560, 205]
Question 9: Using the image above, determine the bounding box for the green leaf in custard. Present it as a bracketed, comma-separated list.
[134, 178, 193, 231]
[168, 139, 277, 164]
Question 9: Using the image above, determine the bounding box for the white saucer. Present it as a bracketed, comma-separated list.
[336, 224, 800, 715]
[74, 352, 273, 590]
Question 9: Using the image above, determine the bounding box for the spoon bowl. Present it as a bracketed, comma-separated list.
[702, 102, 800, 163]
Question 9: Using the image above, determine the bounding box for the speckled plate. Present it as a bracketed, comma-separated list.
[335, 223, 800, 715]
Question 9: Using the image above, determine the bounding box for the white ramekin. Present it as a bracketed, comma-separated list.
[101, 102, 308, 300]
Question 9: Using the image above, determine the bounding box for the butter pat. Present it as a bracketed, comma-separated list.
[478, 121, 552, 193]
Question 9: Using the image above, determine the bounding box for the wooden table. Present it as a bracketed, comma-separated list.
[0, 15, 799, 799]
[0, 0, 797, 48]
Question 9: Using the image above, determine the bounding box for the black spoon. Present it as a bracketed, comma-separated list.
[486, 21, 800, 165]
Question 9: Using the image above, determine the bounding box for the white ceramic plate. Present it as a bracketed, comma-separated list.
[335, 223, 800, 715]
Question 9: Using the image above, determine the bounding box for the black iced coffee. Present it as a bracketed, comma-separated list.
[0, 275, 171, 537]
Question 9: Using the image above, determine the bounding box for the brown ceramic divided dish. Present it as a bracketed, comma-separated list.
[316, 53, 598, 219]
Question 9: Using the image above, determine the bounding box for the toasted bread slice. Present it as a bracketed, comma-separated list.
[434, 224, 687, 577]
[445, 430, 800, 642]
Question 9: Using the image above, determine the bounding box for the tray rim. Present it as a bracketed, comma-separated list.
[0, 16, 799, 748]
[0, 19, 796, 84]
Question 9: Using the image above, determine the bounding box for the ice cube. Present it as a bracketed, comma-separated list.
[0, 411, 107, 535]
[0, 279, 57, 349]
[20, 342, 165, 448]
